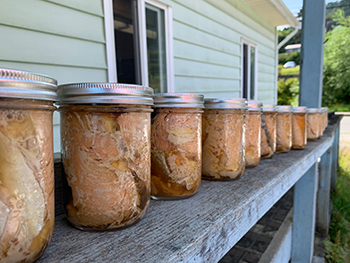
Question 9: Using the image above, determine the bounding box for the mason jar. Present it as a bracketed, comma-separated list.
[307, 108, 320, 141]
[321, 107, 328, 132]
[276, 105, 293, 153]
[57, 83, 153, 230]
[151, 93, 203, 200]
[245, 102, 262, 167]
[202, 98, 247, 180]
[261, 104, 277, 159]
[292, 106, 308, 149]
[0, 68, 57, 262]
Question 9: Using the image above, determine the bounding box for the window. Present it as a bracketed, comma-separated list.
[104, 0, 174, 93]
[241, 39, 257, 101]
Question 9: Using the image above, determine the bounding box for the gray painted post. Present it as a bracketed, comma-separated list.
[291, 163, 318, 263]
[299, 0, 326, 108]
[331, 126, 340, 192]
[316, 146, 332, 236]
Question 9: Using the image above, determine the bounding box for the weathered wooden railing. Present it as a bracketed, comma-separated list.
[38, 114, 342, 263]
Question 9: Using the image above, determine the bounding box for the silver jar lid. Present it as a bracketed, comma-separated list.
[277, 105, 293, 112]
[308, 108, 320, 113]
[247, 102, 262, 111]
[204, 98, 247, 109]
[262, 104, 277, 112]
[57, 83, 153, 105]
[153, 93, 204, 108]
[0, 68, 57, 101]
[320, 107, 328, 112]
[293, 106, 307, 113]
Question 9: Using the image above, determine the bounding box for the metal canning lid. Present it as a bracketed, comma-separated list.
[57, 83, 153, 105]
[153, 93, 204, 108]
[293, 106, 307, 113]
[308, 108, 320, 113]
[320, 107, 328, 112]
[277, 105, 293, 112]
[262, 104, 277, 112]
[247, 101, 262, 111]
[0, 68, 57, 101]
[204, 98, 246, 109]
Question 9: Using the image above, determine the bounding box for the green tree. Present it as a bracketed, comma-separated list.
[277, 78, 299, 106]
[278, 28, 301, 54]
[323, 10, 350, 106]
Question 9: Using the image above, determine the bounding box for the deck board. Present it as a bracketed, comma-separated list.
[38, 116, 341, 263]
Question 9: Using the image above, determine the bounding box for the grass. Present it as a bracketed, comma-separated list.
[327, 104, 350, 112]
[278, 65, 300, 76]
[324, 146, 350, 262]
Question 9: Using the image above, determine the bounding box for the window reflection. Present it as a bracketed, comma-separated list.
[146, 5, 167, 93]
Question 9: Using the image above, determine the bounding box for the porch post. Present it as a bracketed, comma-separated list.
[291, 163, 318, 263]
[316, 146, 333, 236]
[299, 0, 326, 108]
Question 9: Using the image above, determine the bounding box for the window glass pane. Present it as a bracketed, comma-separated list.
[250, 46, 255, 100]
[113, 0, 141, 84]
[146, 5, 167, 93]
[242, 44, 248, 99]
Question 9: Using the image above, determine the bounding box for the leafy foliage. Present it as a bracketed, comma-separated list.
[278, 51, 300, 66]
[278, 28, 301, 54]
[323, 10, 350, 106]
[277, 78, 299, 106]
[327, 0, 350, 21]
[324, 149, 350, 263]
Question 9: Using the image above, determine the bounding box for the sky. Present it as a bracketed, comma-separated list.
[282, 0, 336, 16]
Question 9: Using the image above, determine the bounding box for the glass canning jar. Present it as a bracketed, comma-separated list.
[0, 68, 57, 262]
[57, 83, 153, 230]
[151, 93, 204, 200]
[321, 107, 328, 132]
[261, 104, 277, 159]
[276, 105, 293, 153]
[245, 102, 262, 167]
[292, 106, 308, 150]
[202, 98, 247, 180]
[307, 108, 320, 141]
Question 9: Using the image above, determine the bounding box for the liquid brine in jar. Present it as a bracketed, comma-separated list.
[0, 68, 57, 262]
[292, 106, 307, 149]
[245, 102, 262, 167]
[151, 94, 204, 200]
[202, 98, 247, 180]
[261, 104, 277, 159]
[58, 83, 153, 230]
[276, 105, 293, 153]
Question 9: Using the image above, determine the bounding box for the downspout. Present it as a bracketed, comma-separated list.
[277, 24, 301, 50]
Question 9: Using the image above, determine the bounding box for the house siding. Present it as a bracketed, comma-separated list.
[0, 0, 108, 153]
[164, 0, 278, 103]
[0, 0, 279, 153]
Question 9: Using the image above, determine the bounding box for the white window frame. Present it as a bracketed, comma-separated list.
[103, 0, 174, 92]
[241, 38, 258, 101]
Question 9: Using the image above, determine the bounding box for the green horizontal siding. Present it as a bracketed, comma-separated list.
[0, 0, 105, 42]
[166, 0, 278, 101]
[0, 0, 108, 152]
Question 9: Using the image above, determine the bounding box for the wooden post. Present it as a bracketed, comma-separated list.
[316, 146, 332, 236]
[291, 163, 318, 263]
[331, 126, 340, 192]
[299, 0, 326, 108]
